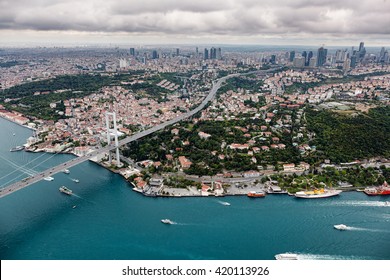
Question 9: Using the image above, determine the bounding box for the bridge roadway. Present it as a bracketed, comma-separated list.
[0, 68, 278, 198]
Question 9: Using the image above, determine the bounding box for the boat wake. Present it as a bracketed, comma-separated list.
[217, 200, 231, 206]
[330, 200, 390, 207]
[342, 226, 388, 233]
[297, 253, 362, 260]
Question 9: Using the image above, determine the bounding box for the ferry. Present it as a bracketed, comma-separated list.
[363, 181, 390, 196]
[62, 169, 70, 174]
[247, 191, 266, 198]
[275, 253, 298, 260]
[334, 224, 348, 231]
[10, 146, 24, 152]
[294, 188, 342, 199]
[44, 176, 54, 181]
[59, 186, 72, 195]
[161, 219, 175, 225]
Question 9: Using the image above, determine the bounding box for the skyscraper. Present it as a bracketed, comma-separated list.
[210, 47, 217, 59]
[152, 50, 158, 59]
[204, 48, 209, 60]
[130, 48, 135, 56]
[289, 51, 295, 62]
[217, 48, 222, 60]
[307, 51, 313, 66]
[302, 51, 307, 65]
[316, 47, 328, 67]
[176, 48, 180, 56]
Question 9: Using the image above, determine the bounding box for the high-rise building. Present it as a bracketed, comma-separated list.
[210, 47, 217, 59]
[359, 42, 365, 52]
[293, 57, 305, 68]
[289, 51, 295, 62]
[176, 48, 180, 56]
[350, 55, 357, 68]
[130, 48, 135, 56]
[302, 51, 307, 65]
[270, 55, 276, 64]
[343, 59, 351, 71]
[217, 48, 222, 60]
[309, 57, 317, 67]
[204, 48, 209, 60]
[307, 51, 313, 66]
[316, 47, 328, 67]
[152, 50, 158, 59]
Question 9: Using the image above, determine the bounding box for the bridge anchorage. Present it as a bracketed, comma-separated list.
[105, 111, 121, 168]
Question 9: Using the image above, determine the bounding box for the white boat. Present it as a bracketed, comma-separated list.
[220, 201, 231, 206]
[334, 224, 348, 230]
[294, 189, 342, 199]
[59, 186, 72, 195]
[63, 169, 70, 174]
[44, 176, 54, 181]
[275, 253, 299, 260]
[161, 219, 175, 225]
[10, 146, 24, 152]
[71, 178, 79, 183]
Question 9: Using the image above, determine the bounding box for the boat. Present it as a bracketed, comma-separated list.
[44, 176, 54, 181]
[334, 224, 348, 230]
[363, 182, 390, 196]
[71, 178, 79, 183]
[161, 219, 175, 225]
[294, 188, 342, 199]
[247, 191, 266, 198]
[72, 205, 77, 209]
[219, 201, 231, 206]
[275, 253, 298, 260]
[62, 169, 70, 174]
[59, 186, 72, 195]
[10, 146, 24, 152]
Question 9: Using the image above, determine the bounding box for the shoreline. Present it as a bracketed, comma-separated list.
[0, 115, 36, 131]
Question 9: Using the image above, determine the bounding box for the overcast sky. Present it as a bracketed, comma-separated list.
[1, 0, 390, 46]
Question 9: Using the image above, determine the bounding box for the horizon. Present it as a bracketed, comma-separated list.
[1, 0, 390, 48]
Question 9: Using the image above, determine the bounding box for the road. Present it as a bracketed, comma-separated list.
[0, 68, 277, 198]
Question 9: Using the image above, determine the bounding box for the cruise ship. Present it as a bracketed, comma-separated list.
[294, 188, 342, 199]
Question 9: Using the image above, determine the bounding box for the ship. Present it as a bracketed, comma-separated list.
[44, 176, 54, 181]
[71, 178, 79, 183]
[334, 224, 348, 231]
[62, 169, 70, 174]
[294, 188, 342, 199]
[247, 191, 266, 198]
[275, 253, 298, 260]
[10, 146, 24, 152]
[363, 181, 390, 196]
[59, 186, 72, 195]
[161, 219, 175, 225]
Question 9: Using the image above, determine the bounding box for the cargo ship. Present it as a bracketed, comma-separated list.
[363, 181, 390, 196]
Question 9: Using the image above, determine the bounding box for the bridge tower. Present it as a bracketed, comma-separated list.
[105, 112, 121, 167]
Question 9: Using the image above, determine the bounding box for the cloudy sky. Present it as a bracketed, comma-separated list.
[1, 0, 390, 46]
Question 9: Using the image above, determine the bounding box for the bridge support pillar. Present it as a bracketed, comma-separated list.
[105, 111, 121, 167]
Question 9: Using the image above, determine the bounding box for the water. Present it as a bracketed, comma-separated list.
[0, 117, 389, 260]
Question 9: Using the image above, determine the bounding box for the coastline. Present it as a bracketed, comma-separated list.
[0, 115, 36, 131]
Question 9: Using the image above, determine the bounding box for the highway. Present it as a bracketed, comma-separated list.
[0, 69, 277, 198]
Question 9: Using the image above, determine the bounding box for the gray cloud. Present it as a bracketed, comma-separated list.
[0, 0, 390, 42]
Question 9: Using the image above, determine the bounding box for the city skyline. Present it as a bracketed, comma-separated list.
[0, 0, 390, 46]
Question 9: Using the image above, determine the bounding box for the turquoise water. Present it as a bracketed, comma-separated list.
[0, 117, 389, 260]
